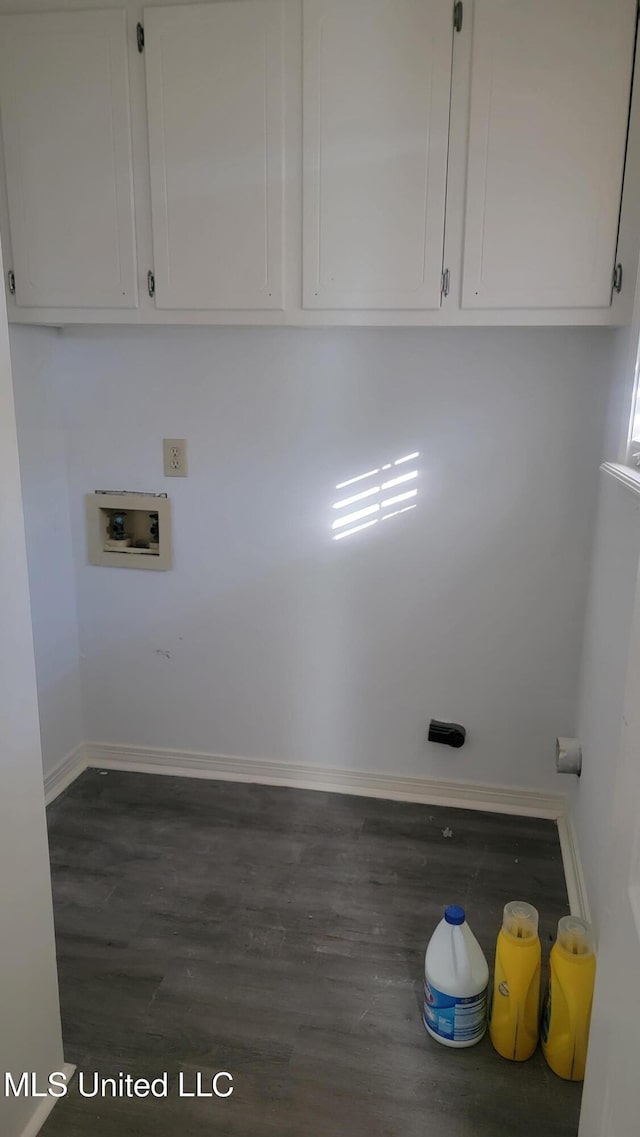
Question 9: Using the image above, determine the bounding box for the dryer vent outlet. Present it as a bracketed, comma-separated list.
[428, 719, 466, 748]
[556, 737, 582, 776]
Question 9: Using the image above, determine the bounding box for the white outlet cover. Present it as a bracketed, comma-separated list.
[163, 438, 187, 477]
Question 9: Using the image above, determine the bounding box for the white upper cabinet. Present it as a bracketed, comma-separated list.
[0, 0, 636, 324]
[302, 0, 454, 310]
[0, 9, 137, 309]
[461, 0, 637, 310]
[144, 1, 285, 310]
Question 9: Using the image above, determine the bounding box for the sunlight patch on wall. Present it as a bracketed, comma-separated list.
[332, 452, 420, 541]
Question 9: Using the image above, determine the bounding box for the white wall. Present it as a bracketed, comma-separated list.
[573, 472, 640, 937]
[572, 279, 640, 936]
[40, 324, 611, 791]
[11, 325, 84, 777]
[0, 277, 64, 1132]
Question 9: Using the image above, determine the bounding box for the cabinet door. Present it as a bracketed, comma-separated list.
[462, 0, 636, 310]
[144, 1, 284, 311]
[303, 0, 453, 310]
[0, 10, 137, 309]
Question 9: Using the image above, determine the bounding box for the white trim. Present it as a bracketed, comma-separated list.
[557, 812, 591, 922]
[601, 461, 640, 499]
[17, 1064, 76, 1137]
[85, 741, 567, 819]
[44, 745, 87, 805]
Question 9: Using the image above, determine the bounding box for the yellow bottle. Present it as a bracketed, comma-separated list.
[489, 901, 541, 1061]
[541, 915, 596, 1081]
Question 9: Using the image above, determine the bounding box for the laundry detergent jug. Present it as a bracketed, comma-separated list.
[489, 900, 541, 1061]
[541, 915, 596, 1081]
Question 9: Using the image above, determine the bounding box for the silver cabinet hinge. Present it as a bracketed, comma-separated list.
[441, 268, 450, 298]
[613, 263, 623, 294]
[453, 2, 463, 32]
[147, 270, 155, 298]
[7, 269, 15, 295]
[137, 22, 144, 53]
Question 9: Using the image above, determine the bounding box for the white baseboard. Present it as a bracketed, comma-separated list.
[85, 741, 567, 820]
[557, 811, 591, 922]
[18, 1064, 76, 1137]
[44, 745, 87, 805]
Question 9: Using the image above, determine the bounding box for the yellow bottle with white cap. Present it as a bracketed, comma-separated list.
[541, 915, 596, 1081]
[489, 901, 541, 1061]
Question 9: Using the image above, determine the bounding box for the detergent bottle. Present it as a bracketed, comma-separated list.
[541, 915, 596, 1081]
[423, 905, 489, 1047]
[489, 900, 541, 1060]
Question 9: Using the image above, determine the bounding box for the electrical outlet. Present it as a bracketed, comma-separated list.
[163, 438, 188, 478]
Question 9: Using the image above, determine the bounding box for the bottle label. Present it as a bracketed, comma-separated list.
[423, 980, 487, 1043]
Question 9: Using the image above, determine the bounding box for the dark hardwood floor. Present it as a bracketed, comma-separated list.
[41, 770, 582, 1136]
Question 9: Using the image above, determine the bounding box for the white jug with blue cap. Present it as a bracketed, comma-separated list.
[423, 904, 489, 1047]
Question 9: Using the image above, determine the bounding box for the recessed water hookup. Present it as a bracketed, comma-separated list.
[556, 737, 582, 777]
[86, 491, 171, 571]
[428, 719, 466, 748]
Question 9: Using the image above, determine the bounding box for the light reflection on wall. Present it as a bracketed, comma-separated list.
[332, 452, 419, 541]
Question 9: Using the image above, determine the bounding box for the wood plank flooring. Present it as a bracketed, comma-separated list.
[41, 770, 582, 1136]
